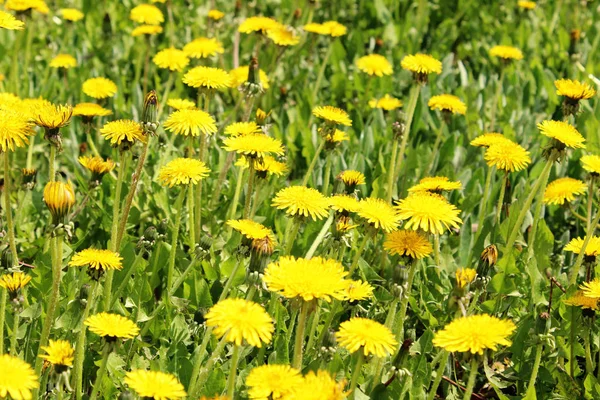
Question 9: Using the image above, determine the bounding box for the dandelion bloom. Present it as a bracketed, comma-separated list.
[369, 94, 402, 110]
[0, 272, 31, 293]
[236, 156, 288, 177]
[34, 103, 73, 130]
[238, 16, 280, 34]
[518, 1, 536, 9]
[69, 248, 123, 272]
[5, 0, 49, 14]
[183, 66, 232, 90]
[543, 177, 586, 205]
[183, 37, 224, 59]
[564, 236, 600, 256]
[456, 268, 477, 288]
[49, 54, 77, 69]
[205, 298, 274, 347]
[246, 364, 303, 400]
[324, 129, 349, 144]
[0, 10, 24, 30]
[401, 53, 442, 75]
[153, 48, 190, 72]
[208, 9, 224, 20]
[79, 155, 115, 179]
[73, 103, 112, 118]
[286, 370, 347, 400]
[39, 340, 75, 368]
[409, 176, 462, 193]
[303, 22, 329, 35]
[158, 158, 210, 187]
[227, 219, 274, 241]
[84, 312, 139, 340]
[82, 77, 117, 99]
[230, 65, 271, 89]
[267, 25, 300, 46]
[321, 21, 347, 37]
[164, 109, 216, 136]
[132, 25, 163, 36]
[484, 140, 531, 172]
[356, 54, 393, 77]
[0, 108, 34, 152]
[581, 155, 600, 175]
[338, 170, 366, 187]
[223, 134, 285, 159]
[383, 230, 433, 259]
[166, 98, 195, 110]
[225, 121, 262, 136]
[343, 280, 374, 301]
[433, 314, 515, 354]
[580, 279, 600, 298]
[264, 256, 348, 302]
[470, 132, 510, 148]
[100, 120, 145, 146]
[555, 79, 595, 101]
[43, 181, 76, 221]
[538, 120, 585, 149]
[312, 106, 352, 127]
[272, 186, 330, 220]
[0, 354, 39, 400]
[395, 193, 462, 235]
[336, 317, 397, 357]
[124, 370, 186, 400]
[356, 198, 402, 232]
[564, 291, 599, 310]
[428, 94, 466, 115]
[60, 8, 84, 21]
[329, 194, 361, 213]
[130, 4, 164, 25]
[489, 45, 523, 60]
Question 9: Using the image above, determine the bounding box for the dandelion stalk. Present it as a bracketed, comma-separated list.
[228, 167, 245, 219]
[462, 356, 479, 400]
[49, 144, 57, 182]
[587, 177, 595, 232]
[385, 137, 400, 203]
[349, 233, 371, 275]
[349, 351, 365, 398]
[322, 152, 333, 195]
[243, 158, 256, 218]
[311, 43, 334, 104]
[305, 212, 334, 259]
[489, 68, 505, 131]
[226, 345, 242, 398]
[392, 85, 420, 198]
[302, 140, 326, 187]
[524, 314, 550, 395]
[425, 120, 445, 176]
[190, 335, 228, 397]
[0, 289, 5, 354]
[4, 152, 18, 264]
[194, 93, 212, 239]
[166, 186, 188, 295]
[476, 166, 494, 233]
[10, 308, 19, 354]
[394, 259, 419, 351]
[495, 172, 508, 224]
[569, 207, 600, 287]
[89, 342, 111, 400]
[292, 301, 310, 369]
[219, 261, 244, 302]
[427, 351, 450, 400]
[284, 217, 302, 255]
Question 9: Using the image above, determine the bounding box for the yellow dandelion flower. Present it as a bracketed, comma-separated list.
[409, 176, 462, 193]
[166, 98, 195, 110]
[336, 317, 397, 357]
[484, 140, 531, 172]
[0, 354, 39, 400]
[580, 279, 600, 298]
[543, 177, 587, 205]
[158, 158, 210, 187]
[538, 120, 585, 149]
[456, 268, 477, 288]
[470, 132, 510, 148]
[0, 10, 24, 30]
[323, 128, 349, 143]
[225, 121, 262, 136]
[564, 236, 600, 256]
[205, 298, 274, 347]
[343, 280, 374, 301]
[227, 219, 274, 240]
[0, 272, 31, 293]
[183, 37, 224, 59]
[264, 256, 348, 302]
[329, 194, 361, 213]
[0, 108, 34, 152]
[79, 155, 115, 179]
[286, 370, 347, 400]
[564, 291, 599, 310]
[489, 45, 524, 60]
[383, 230, 433, 259]
[428, 94, 466, 115]
[356, 54, 393, 77]
[0, 92, 21, 109]
[312, 106, 352, 127]
[336, 216, 359, 234]
[163, 109, 216, 136]
[555, 79, 595, 101]
[395, 193, 462, 235]
[223, 134, 285, 158]
[582, 155, 600, 175]
[183, 66, 232, 90]
[238, 16, 280, 34]
[368, 94, 403, 110]
[272, 186, 330, 220]
[153, 48, 190, 72]
[356, 197, 402, 232]
[303, 22, 329, 35]
[130, 4, 164, 25]
[432, 314, 516, 355]
[49, 54, 77, 69]
[124, 370, 186, 400]
[39, 340, 74, 368]
[267, 25, 300, 46]
[132, 24, 163, 36]
[100, 119, 145, 146]
[34, 103, 73, 130]
[60, 8, 84, 21]
[43, 180, 75, 221]
[401, 53, 442, 75]
[84, 312, 139, 340]
[68, 248, 123, 272]
[338, 170, 366, 187]
[208, 9, 224, 20]
[236, 156, 288, 177]
[5, 0, 48, 14]
[73, 103, 112, 118]
[321, 20, 347, 37]
[230, 65, 271, 90]
[518, 1, 536, 9]
[82, 77, 117, 99]
[246, 364, 303, 400]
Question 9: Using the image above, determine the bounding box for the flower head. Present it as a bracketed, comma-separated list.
[208, 9, 224, 20]
[227, 219, 274, 241]
[538, 120, 585, 149]
[555, 79, 595, 101]
[158, 158, 210, 187]
[581, 155, 600, 175]
[356, 198, 401, 232]
[484, 140, 531, 172]
[230, 66, 270, 90]
[246, 364, 303, 400]
[183, 66, 232, 90]
[225, 121, 262, 137]
[384, 230, 433, 259]
[267, 25, 300, 46]
[166, 98, 195, 110]
[5, 0, 48, 14]
[236, 156, 288, 177]
[0, 272, 31, 293]
[428, 94, 466, 115]
[49, 54, 77, 69]
[205, 298, 274, 347]
[580, 279, 600, 299]
[303, 22, 329, 35]
[34, 103, 73, 130]
[43, 181, 75, 222]
[264, 256, 348, 302]
[470, 133, 511, 148]
[343, 280, 374, 301]
[0, 108, 34, 152]
[409, 176, 462, 193]
[124, 370, 186, 400]
[0, 354, 38, 400]
[329, 194, 361, 214]
[84, 312, 139, 340]
[132, 24, 163, 36]
[564, 291, 599, 310]
[338, 170, 366, 188]
[395, 193, 462, 234]
[518, 1, 536, 9]
[323, 129, 349, 144]
[69, 248, 123, 272]
[272, 186, 330, 220]
[356, 54, 393, 77]
[39, 340, 74, 368]
[564, 236, 600, 256]
[73, 103, 112, 119]
[286, 370, 347, 400]
[401, 53, 442, 81]
[238, 16, 280, 34]
[543, 177, 586, 205]
[433, 314, 516, 354]
[60, 8, 84, 21]
[312, 106, 352, 127]
[336, 317, 397, 357]
[223, 134, 285, 159]
[321, 21, 347, 37]
[130, 4, 164, 25]
[153, 48, 190, 72]
[101, 119, 145, 146]
[164, 109, 216, 137]
[82, 77, 117, 99]
[456, 268, 477, 288]
[0, 10, 24, 30]
[489, 45, 524, 60]
[368, 94, 402, 110]
[183, 37, 224, 59]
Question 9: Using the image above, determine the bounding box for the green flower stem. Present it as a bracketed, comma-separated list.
[166, 186, 188, 294]
[194, 93, 212, 240]
[369, 299, 399, 393]
[349, 351, 365, 398]
[433, 234, 441, 268]
[427, 351, 449, 400]
[302, 140, 326, 187]
[26, 135, 35, 169]
[250, 180, 262, 219]
[392, 84, 421, 196]
[304, 304, 321, 356]
[311, 43, 334, 104]
[191, 335, 228, 397]
[349, 233, 370, 276]
[219, 261, 244, 302]
[462, 356, 479, 400]
[476, 166, 494, 235]
[489, 68, 505, 131]
[587, 178, 595, 232]
[187, 179, 196, 248]
[315, 300, 339, 351]
[110, 252, 144, 309]
[73, 279, 100, 400]
[49, 144, 57, 182]
[187, 325, 215, 393]
[495, 172, 508, 224]
[394, 260, 419, 353]
[385, 137, 400, 203]
[305, 212, 334, 259]
[527, 162, 554, 251]
[569, 202, 600, 287]
[322, 152, 333, 195]
[0, 289, 5, 354]
[89, 342, 111, 400]
[524, 315, 550, 395]
[292, 301, 310, 369]
[585, 322, 594, 375]
[4, 153, 18, 265]
[425, 120, 445, 176]
[103, 151, 129, 311]
[243, 159, 256, 219]
[284, 217, 302, 255]
[10, 309, 19, 354]
[228, 167, 245, 220]
[210, 152, 235, 210]
[570, 306, 576, 377]
[226, 345, 242, 399]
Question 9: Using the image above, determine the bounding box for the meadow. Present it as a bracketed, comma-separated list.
[0, 0, 599, 399]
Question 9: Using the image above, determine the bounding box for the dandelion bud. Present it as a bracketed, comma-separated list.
[0, 247, 14, 270]
[455, 267, 477, 291]
[255, 108, 271, 126]
[569, 29, 581, 58]
[392, 121, 405, 140]
[478, 244, 498, 277]
[391, 263, 409, 287]
[241, 57, 263, 97]
[141, 90, 159, 135]
[248, 235, 275, 274]
[21, 168, 37, 190]
[43, 180, 76, 225]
